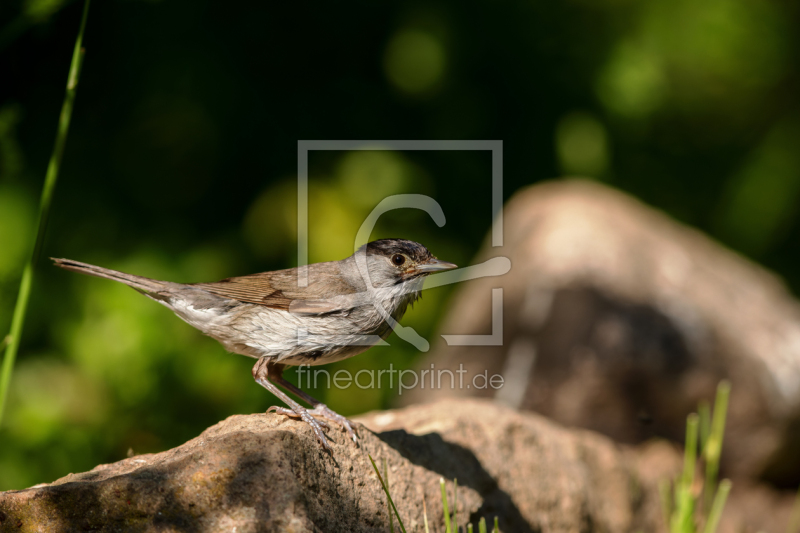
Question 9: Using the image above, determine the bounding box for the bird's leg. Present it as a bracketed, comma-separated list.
[271, 371, 358, 444]
[252, 357, 332, 452]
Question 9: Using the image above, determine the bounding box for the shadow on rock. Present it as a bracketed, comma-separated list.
[376, 428, 537, 533]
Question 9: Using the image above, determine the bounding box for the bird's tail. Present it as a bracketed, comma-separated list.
[51, 258, 168, 295]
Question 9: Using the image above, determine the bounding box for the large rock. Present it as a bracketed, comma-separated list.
[0, 399, 671, 532]
[404, 180, 800, 485]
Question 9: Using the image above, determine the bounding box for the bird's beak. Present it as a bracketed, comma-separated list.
[415, 258, 458, 273]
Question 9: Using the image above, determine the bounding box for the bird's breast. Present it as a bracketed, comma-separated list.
[173, 283, 421, 365]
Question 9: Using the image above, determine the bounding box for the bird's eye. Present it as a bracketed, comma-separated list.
[391, 254, 406, 266]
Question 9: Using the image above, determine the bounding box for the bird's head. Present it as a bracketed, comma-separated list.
[354, 239, 457, 288]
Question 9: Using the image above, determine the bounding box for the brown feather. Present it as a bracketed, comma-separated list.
[192, 261, 359, 311]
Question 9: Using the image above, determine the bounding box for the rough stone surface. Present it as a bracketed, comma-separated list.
[0, 399, 671, 533]
[404, 180, 800, 485]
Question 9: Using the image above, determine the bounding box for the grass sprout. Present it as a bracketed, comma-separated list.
[371, 456, 502, 532]
[453, 478, 458, 529]
[703, 479, 731, 533]
[368, 454, 407, 533]
[440, 477, 452, 532]
[703, 381, 730, 511]
[423, 494, 430, 533]
[0, 0, 91, 426]
[384, 458, 395, 533]
[663, 381, 732, 533]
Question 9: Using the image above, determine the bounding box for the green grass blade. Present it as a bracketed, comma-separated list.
[384, 458, 395, 533]
[0, 0, 91, 427]
[441, 477, 451, 533]
[368, 454, 407, 533]
[423, 495, 430, 533]
[698, 400, 710, 457]
[468, 525, 473, 533]
[683, 413, 699, 488]
[702, 479, 731, 533]
[787, 484, 800, 533]
[453, 478, 458, 531]
[704, 381, 730, 511]
[493, 516, 500, 533]
[659, 479, 673, 527]
[671, 413, 698, 533]
[0, 267, 33, 424]
[479, 517, 487, 533]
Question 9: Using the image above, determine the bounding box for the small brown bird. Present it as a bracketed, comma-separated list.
[53, 239, 456, 451]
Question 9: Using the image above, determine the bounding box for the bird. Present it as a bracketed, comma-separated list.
[52, 239, 457, 451]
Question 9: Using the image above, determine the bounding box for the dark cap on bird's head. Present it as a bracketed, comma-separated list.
[359, 238, 457, 280]
[365, 239, 432, 261]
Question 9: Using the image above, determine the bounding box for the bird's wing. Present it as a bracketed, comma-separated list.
[193, 274, 293, 309]
[193, 263, 358, 315]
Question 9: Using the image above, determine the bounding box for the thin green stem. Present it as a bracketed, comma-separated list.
[683, 413, 699, 488]
[453, 478, 458, 531]
[0, 0, 91, 426]
[423, 495, 430, 533]
[671, 413, 698, 533]
[702, 479, 731, 533]
[704, 381, 730, 511]
[441, 477, 451, 533]
[659, 479, 673, 527]
[368, 455, 407, 533]
[698, 400, 710, 459]
[384, 458, 394, 533]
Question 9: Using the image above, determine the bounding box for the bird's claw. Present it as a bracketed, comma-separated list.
[266, 403, 358, 448]
[267, 405, 332, 452]
[308, 403, 359, 445]
[268, 405, 330, 428]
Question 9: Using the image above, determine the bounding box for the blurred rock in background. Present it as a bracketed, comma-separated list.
[404, 180, 800, 487]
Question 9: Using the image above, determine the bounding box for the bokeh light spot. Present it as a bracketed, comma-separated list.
[336, 150, 410, 208]
[23, 0, 66, 21]
[384, 30, 446, 95]
[714, 117, 800, 255]
[555, 112, 610, 178]
[596, 43, 667, 119]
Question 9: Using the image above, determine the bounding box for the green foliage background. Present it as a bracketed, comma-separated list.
[0, 0, 798, 490]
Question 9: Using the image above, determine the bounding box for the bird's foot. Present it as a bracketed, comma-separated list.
[267, 404, 358, 446]
[267, 405, 332, 452]
[308, 403, 358, 445]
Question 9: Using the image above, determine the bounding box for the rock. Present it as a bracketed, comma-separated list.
[403, 180, 800, 485]
[0, 399, 671, 532]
